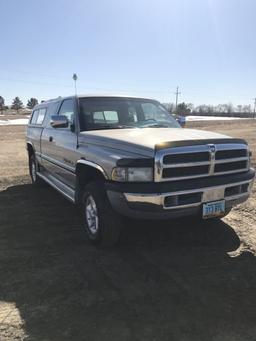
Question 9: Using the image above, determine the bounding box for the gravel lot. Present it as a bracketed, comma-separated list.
[0, 121, 256, 341]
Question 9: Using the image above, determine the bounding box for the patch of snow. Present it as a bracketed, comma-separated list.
[186, 115, 248, 121]
[0, 118, 29, 125]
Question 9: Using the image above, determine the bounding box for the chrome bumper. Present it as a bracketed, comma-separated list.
[124, 179, 254, 210]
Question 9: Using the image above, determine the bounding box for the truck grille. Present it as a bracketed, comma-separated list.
[155, 143, 249, 182]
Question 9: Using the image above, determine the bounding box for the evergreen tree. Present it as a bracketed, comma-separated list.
[27, 98, 38, 109]
[11, 97, 23, 114]
[176, 102, 191, 116]
[0, 96, 4, 114]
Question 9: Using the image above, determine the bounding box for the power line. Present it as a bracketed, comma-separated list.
[0, 76, 175, 94]
[1, 75, 255, 106]
[0, 77, 73, 88]
[0, 68, 72, 81]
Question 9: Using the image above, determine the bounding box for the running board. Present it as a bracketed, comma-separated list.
[37, 172, 75, 203]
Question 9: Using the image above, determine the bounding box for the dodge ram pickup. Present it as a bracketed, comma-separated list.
[26, 95, 255, 246]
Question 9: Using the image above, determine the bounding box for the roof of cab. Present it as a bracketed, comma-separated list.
[38, 94, 156, 105]
[77, 94, 155, 101]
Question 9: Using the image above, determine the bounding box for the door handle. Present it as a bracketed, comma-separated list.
[49, 136, 53, 142]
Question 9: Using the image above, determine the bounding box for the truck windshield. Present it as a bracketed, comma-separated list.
[79, 97, 180, 131]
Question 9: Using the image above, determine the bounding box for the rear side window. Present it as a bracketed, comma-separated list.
[93, 111, 118, 124]
[30, 108, 47, 125]
[30, 109, 39, 124]
[37, 108, 46, 124]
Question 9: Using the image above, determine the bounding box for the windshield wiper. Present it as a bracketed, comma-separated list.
[140, 123, 170, 128]
[91, 125, 135, 130]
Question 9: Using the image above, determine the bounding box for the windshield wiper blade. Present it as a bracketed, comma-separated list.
[141, 123, 170, 128]
[116, 125, 136, 129]
[92, 125, 135, 130]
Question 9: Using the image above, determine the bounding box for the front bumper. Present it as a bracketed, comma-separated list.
[106, 168, 255, 219]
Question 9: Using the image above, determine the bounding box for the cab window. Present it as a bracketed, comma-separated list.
[44, 101, 60, 127]
[58, 99, 75, 128]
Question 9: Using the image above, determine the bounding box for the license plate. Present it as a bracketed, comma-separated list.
[202, 200, 225, 219]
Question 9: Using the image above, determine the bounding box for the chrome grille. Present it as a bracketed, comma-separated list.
[155, 143, 249, 182]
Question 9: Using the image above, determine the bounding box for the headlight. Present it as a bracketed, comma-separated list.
[112, 167, 153, 182]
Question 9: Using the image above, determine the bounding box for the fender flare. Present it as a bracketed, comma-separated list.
[75, 159, 109, 203]
[76, 159, 109, 180]
[26, 141, 35, 155]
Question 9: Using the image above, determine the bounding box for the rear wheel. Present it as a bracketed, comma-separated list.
[29, 154, 44, 185]
[82, 181, 122, 247]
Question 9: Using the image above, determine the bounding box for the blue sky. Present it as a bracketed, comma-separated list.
[0, 0, 256, 106]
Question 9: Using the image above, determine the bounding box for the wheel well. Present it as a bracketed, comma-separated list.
[27, 143, 34, 158]
[75, 163, 107, 203]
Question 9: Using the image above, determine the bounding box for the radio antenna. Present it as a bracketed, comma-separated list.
[73, 73, 78, 96]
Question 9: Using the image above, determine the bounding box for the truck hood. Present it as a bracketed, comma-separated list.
[80, 128, 233, 153]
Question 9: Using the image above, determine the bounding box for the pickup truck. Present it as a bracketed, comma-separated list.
[26, 95, 255, 246]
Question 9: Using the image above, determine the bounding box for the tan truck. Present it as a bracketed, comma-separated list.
[26, 95, 255, 246]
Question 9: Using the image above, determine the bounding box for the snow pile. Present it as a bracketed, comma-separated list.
[0, 118, 29, 125]
[186, 115, 247, 121]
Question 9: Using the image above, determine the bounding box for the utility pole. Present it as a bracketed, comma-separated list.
[253, 98, 256, 119]
[73, 73, 78, 96]
[174, 86, 181, 112]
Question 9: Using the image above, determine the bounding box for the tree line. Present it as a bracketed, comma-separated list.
[164, 102, 254, 118]
[0, 96, 38, 114]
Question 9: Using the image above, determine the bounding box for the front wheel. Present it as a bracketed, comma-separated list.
[82, 181, 122, 247]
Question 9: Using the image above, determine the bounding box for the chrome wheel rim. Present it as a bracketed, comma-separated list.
[85, 195, 99, 234]
[31, 160, 37, 182]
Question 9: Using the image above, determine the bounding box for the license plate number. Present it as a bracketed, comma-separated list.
[202, 200, 225, 219]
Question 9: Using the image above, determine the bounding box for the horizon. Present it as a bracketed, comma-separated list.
[2, 94, 253, 113]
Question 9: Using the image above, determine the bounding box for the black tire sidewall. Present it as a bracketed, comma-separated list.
[29, 155, 37, 184]
[29, 154, 42, 185]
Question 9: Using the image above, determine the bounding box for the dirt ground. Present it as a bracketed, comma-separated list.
[0, 121, 256, 341]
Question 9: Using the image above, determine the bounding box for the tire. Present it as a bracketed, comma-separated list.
[29, 154, 44, 186]
[82, 181, 122, 247]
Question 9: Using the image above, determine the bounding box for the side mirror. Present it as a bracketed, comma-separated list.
[50, 115, 69, 128]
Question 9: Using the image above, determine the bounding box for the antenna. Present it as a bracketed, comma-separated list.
[73, 73, 78, 96]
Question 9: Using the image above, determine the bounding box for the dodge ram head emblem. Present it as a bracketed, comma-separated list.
[208, 144, 216, 154]
[208, 144, 216, 175]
